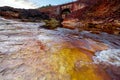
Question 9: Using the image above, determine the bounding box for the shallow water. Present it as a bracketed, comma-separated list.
[0, 17, 120, 80]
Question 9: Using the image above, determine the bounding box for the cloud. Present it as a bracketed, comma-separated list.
[0, 0, 38, 9]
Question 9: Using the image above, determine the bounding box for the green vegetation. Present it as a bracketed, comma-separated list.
[40, 4, 52, 8]
[44, 18, 59, 29]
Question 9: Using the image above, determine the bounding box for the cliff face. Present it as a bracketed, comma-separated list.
[69, 0, 120, 21]
[71, 0, 120, 20]
[63, 0, 120, 34]
[88, 0, 120, 21]
[0, 6, 49, 22]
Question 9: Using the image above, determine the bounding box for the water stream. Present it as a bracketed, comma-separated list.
[0, 17, 120, 80]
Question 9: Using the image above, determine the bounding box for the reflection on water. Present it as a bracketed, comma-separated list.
[0, 17, 120, 80]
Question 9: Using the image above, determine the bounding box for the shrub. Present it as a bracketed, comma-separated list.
[44, 18, 59, 29]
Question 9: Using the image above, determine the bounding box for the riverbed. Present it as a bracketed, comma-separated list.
[0, 17, 120, 80]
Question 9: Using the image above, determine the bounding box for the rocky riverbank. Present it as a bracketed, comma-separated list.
[62, 0, 120, 35]
[62, 18, 120, 35]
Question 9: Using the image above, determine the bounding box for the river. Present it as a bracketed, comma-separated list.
[0, 17, 120, 80]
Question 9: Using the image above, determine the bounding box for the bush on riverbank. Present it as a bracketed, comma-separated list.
[43, 18, 59, 29]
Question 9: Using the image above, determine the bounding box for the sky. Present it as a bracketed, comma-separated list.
[0, 0, 76, 9]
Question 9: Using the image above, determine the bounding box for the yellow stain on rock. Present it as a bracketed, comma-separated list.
[1, 41, 111, 80]
[51, 48, 110, 80]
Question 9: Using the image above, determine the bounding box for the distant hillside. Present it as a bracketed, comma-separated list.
[0, 6, 49, 22]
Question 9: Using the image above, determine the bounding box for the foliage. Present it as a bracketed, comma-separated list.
[40, 4, 52, 8]
[44, 18, 59, 29]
